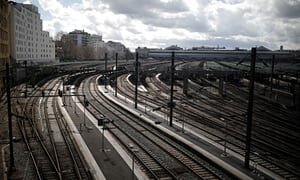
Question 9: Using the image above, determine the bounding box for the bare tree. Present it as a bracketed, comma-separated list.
[82, 46, 95, 60]
[54, 31, 65, 41]
[61, 35, 78, 60]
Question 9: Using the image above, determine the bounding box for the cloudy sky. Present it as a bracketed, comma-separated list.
[16, 0, 300, 50]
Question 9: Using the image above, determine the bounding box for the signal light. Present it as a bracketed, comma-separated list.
[58, 90, 62, 97]
[84, 99, 89, 107]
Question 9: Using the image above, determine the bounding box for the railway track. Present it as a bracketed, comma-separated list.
[14, 79, 61, 179]
[79, 75, 232, 179]
[12, 77, 90, 179]
[115, 72, 300, 179]
[153, 75, 300, 178]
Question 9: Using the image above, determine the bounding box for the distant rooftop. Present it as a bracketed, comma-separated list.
[257, 46, 271, 51]
[165, 45, 183, 50]
[69, 29, 90, 35]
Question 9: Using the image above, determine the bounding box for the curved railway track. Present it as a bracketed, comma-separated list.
[115, 72, 299, 179]
[79, 75, 232, 179]
[12, 77, 90, 179]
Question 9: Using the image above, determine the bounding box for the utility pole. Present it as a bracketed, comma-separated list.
[62, 77, 65, 106]
[115, 53, 118, 97]
[169, 52, 175, 127]
[104, 53, 108, 88]
[245, 47, 256, 169]
[269, 55, 275, 99]
[24, 60, 27, 98]
[6, 63, 15, 174]
[183, 71, 188, 95]
[134, 52, 139, 109]
[219, 76, 224, 96]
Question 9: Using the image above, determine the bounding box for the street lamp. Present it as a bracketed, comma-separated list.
[220, 117, 229, 157]
[98, 117, 110, 152]
[83, 97, 89, 127]
[23, 60, 27, 98]
[104, 53, 108, 89]
[61, 77, 66, 106]
[74, 97, 77, 114]
[144, 99, 147, 113]
[102, 120, 105, 151]
[181, 115, 185, 133]
[115, 52, 118, 97]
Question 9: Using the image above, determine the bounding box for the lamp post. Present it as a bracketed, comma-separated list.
[101, 118, 110, 151]
[180, 103, 187, 133]
[23, 60, 27, 98]
[69, 81, 71, 106]
[104, 53, 108, 89]
[181, 115, 185, 133]
[220, 117, 228, 157]
[134, 52, 139, 109]
[102, 121, 105, 151]
[144, 99, 147, 113]
[115, 53, 118, 97]
[61, 77, 65, 106]
[83, 97, 89, 127]
[73, 90, 78, 114]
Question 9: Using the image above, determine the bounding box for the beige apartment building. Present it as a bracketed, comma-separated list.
[0, 0, 10, 96]
[8, 1, 56, 65]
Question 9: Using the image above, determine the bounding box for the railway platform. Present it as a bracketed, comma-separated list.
[59, 94, 146, 179]
[99, 84, 275, 180]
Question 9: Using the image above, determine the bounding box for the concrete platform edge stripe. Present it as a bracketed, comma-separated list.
[102, 75, 287, 180]
[57, 97, 106, 180]
[72, 82, 147, 180]
[98, 77, 253, 180]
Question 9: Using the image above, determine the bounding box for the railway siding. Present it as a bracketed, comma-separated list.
[97, 76, 252, 180]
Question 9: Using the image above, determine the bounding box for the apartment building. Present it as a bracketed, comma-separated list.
[68, 29, 90, 47]
[0, 0, 10, 95]
[9, 1, 56, 65]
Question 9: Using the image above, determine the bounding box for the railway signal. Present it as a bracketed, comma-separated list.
[152, 107, 161, 111]
[97, 116, 105, 126]
[167, 102, 176, 108]
[84, 99, 89, 107]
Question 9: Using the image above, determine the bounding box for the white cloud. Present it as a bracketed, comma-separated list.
[16, 0, 298, 50]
